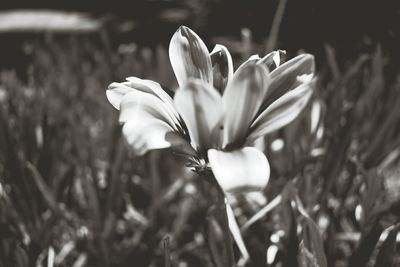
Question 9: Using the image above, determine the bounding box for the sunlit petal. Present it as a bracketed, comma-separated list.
[125, 77, 179, 118]
[169, 26, 213, 88]
[119, 91, 180, 131]
[261, 53, 315, 109]
[222, 63, 270, 147]
[208, 147, 270, 193]
[174, 80, 223, 153]
[122, 119, 173, 156]
[107, 82, 135, 110]
[107, 77, 178, 123]
[235, 54, 261, 73]
[246, 79, 314, 144]
[210, 44, 233, 94]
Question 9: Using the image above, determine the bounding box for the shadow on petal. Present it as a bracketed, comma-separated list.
[222, 63, 270, 147]
[258, 50, 286, 72]
[123, 119, 174, 156]
[125, 77, 178, 117]
[169, 26, 213, 88]
[174, 80, 223, 154]
[261, 53, 315, 109]
[119, 91, 181, 131]
[247, 79, 314, 144]
[210, 44, 234, 94]
[165, 131, 197, 157]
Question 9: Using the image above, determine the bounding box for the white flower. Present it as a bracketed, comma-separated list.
[106, 26, 315, 193]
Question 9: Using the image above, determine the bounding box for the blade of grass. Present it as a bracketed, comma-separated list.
[296, 195, 327, 267]
[226, 201, 249, 267]
[373, 225, 399, 267]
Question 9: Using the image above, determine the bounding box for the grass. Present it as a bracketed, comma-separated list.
[0, 33, 400, 267]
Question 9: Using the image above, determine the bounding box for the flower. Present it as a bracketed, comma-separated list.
[106, 26, 315, 193]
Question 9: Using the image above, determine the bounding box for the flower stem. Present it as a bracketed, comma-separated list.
[215, 184, 235, 266]
[202, 170, 235, 266]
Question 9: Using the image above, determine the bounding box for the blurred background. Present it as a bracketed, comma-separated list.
[1, 1, 400, 267]
[1, 0, 400, 71]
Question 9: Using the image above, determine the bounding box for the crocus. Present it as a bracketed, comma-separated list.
[106, 26, 315, 193]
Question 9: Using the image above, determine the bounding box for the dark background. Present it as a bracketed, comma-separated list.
[0, 0, 399, 55]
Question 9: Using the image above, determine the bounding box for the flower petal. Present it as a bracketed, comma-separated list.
[119, 91, 180, 131]
[107, 77, 177, 121]
[125, 77, 178, 116]
[258, 50, 286, 71]
[210, 44, 233, 94]
[174, 80, 223, 153]
[261, 53, 315, 109]
[107, 82, 135, 110]
[222, 63, 270, 147]
[246, 78, 314, 144]
[122, 119, 173, 156]
[208, 147, 270, 193]
[235, 54, 261, 73]
[169, 26, 213, 88]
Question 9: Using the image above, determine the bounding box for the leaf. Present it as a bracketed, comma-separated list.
[25, 161, 58, 212]
[163, 236, 172, 267]
[206, 191, 235, 267]
[241, 194, 282, 232]
[373, 226, 398, 267]
[296, 196, 327, 267]
[241, 180, 294, 232]
[361, 170, 388, 232]
[283, 205, 299, 267]
[226, 201, 249, 266]
[298, 242, 320, 267]
[348, 220, 383, 267]
[207, 216, 234, 267]
[14, 245, 29, 267]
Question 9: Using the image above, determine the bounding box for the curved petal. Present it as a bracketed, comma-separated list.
[222, 63, 270, 147]
[235, 54, 261, 73]
[122, 119, 173, 156]
[125, 77, 178, 117]
[258, 50, 286, 72]
[169, 26, 213, 88]
[119, 91, 180, 131]
[174, 80, 223, 153]
[107, 82, 135, 110]
[210, 44, 233, 94]
[261, 53, 315, 109]
[208, 147, 270, 193]
[246, 78, 314, 144]
[107, 77, 178, 122]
